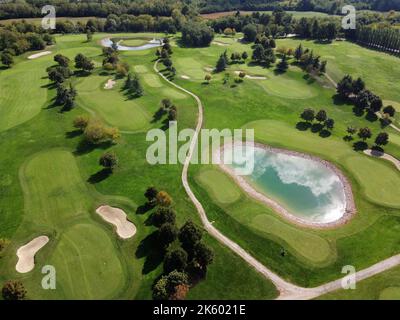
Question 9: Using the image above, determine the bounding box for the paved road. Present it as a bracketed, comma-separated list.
[153, 61, 400, 299]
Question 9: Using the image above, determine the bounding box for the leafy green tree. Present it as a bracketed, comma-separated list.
[315, 110, 327, 123]
[324, 118, 335, 130]
[164, 248, 188, 273]
[337, 75, 354, 98]
[375, 132, 389, 147]
[99, 152, 118, 171]
[241, 51, 248, 61]
[2, 280, 26, 300]
[152, 276, 168, 300]
[358, 127, 373, 141]
[1, 52, 14, 67]
[158, 223, 178, 248]
[215, 54, 227, 72]
[352, 77, 365, 94]
[54, 54, 70, 67]
[294, 43, 304, 61]
[179, 220, 203, 251]
[193, 242, 214, 269]
[156, 191, 173, 207]
[300, 108, 315, 123]
[153, 207, 176, 228]
[145, 186, 158, 206]
[73, 115, 90, 131]
[383, 105, 396, 117]
[242, 24, 257, 42]
[277, 54, 288, 72]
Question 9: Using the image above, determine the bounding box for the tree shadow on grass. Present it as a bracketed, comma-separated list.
[135, 231, 164, 275]
[65, 129, 82, 139]
[74, 139, 112, 156]
[151, 107, 166, 123]
[87, 168, 112, 184]
[136, 202, 154, 215]
[296, 121, 311, 131]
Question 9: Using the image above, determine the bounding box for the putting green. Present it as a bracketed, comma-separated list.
[49, 223, 125, 299]
[257, 73, 317, 99]
[196, 168, 241, 204]
[143, 74, 163, 88]
[379, 287, 400, 300]
[20, 149, 127, 299]
[251, 215, 332, 264]
[345, 155, 400, 207]
[174, 57, 205, 80]
[120, 38, 149, 47]
[134, 65, 149, 73]
[76, 75, 152, 131]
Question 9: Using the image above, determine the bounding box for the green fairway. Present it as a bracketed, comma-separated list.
[345, 155, 400, 207]
[196, 168, 241, 204]
[48, 223, 125, 300]
[0, 59, 48, 132]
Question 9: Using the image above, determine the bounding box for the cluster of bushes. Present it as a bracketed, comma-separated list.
[293, 43, 327, 74]
[143, 187, 214, 300]
[298, 108, 335, 137]
[181, 22, 214, 47]
[215, 50, 248, 72]
[124, 72, 144, 98]
[346, 126, 390, 151]
[73, 116, 120, 146]
[336, 75, 396, 126]
[0, 24, 55, 68]
[2, 280, 26, 300]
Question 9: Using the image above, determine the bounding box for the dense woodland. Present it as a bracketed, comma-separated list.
[0, 0, 399, 20]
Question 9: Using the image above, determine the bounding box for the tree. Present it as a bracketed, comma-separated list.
[2, 280, 26, 300]
[375, 132, 389, 147]
[164, 248, 188, 273]
[241, 51, 248, 61]
[294, 43, 304, 61]
[215, 54, 227, 72]
[383, 105, 396, 117]
[157, 191, 172, 207]
[358, 127, 372, 141]
[158, 223, 178, 248]
[152, 276, 168, 300]
[319, 60, 327, 73]
[300, 108, 315, 123]
[181, 22, 214, 47]
[86, 30, 93, 42]
[277, 54, 289, 72]
[324, 118, 335, 130]
[315, 110, 327, 123]
[242, 24, 257, 42]
[54, 54, 70, 67]
[125, 72, 144, 97]
[84, 120, 119, 145]
[153, 207, 176, 228]
[99, 152, 118, 171]
[74, 53, 94, 72]
[179, 220, 203, 251]
[337, 75, 354, 99]
[145, 186, 158, 205]
[1, 51, 14, 67]
[168, 107, 177, 121]
[347, 126, 357, 137]
[352, 77, 365, 94]
[193, 242, 214, 269]
[204, 74, 211, 84]
[370, 95, 383, 113]
[73, 115, 89, 131]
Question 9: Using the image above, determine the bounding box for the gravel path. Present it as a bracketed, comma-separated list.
[153, 60, 400, 300]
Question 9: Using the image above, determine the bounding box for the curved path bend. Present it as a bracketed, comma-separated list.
[153, 61, 400, 300]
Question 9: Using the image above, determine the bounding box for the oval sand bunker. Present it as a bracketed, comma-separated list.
[96, 205, 136, 239]
[28, 51, 52, 60]
[16, 236, 49, 273]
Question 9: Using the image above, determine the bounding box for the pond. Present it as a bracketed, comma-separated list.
[101, 37, 163, 51]
[221, 143, 354, 225]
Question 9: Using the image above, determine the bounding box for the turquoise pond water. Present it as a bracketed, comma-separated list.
[227, 145, 347, 223]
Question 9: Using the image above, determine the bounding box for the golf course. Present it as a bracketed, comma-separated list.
[1, 27, 400, 300]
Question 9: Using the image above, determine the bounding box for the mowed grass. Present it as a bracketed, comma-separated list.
[0, 33, 280, 300]
[196, 168, 241, 204]
[14, 150, 128, 299]
[277, 39, 400, 103]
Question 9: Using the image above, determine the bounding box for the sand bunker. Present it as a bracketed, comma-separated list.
[234, 71, 267, 80]
[28, 51, 52, 60]
[16, 236, 49, 273]
[181, 75, 190, 80]
[204, 67, 214, 72]
[96, 205, 136, 239]
[212, 41, 230, 46]
[104, 79, 116, 89]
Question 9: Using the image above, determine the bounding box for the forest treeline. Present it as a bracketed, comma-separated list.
[0, 0, 399, 21]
